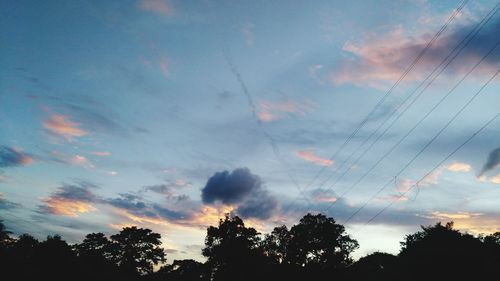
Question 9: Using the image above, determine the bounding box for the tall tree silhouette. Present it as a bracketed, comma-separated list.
[75, 232, 112, 259]
[262, 225, 290, 264]
[154, 259, 208, 281]
[399, 222, 498, 280]
[285, 213, 358, 268]
[202, 214, 265, 281]
[0, 221, 13, 249]
[110, 226, 166, 275]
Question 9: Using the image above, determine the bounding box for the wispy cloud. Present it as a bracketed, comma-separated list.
[421, 211, 500, 234]
[38, 182, 99, 217]
[90, 151, 111, 157]
[0, 146, 33, 168]
[446, 162, 472, 173]
[0, 193, 22, 209]
[295, 150, 333, 166]
[241, 23, 255, 46]
[159, 55, 169, 78]
[257, 100, 311, 122]
[331, 17, 500, 88]
[138, 0, 174, 17]
[49, 151, 95, 169]
[479, 147, 500, 176]
[43, 114, 88, 141]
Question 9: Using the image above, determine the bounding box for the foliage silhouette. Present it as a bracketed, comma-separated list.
[1, 215, 500, 281]
[109, 226, 166, 275]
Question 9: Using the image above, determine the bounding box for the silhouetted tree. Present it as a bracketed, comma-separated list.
[202, 214, 266, 281]
[285, 213, 359, 269]
[399, 222, 498, 280]
[348, 252, 397, 281]
[0, 221, 13, 249]
[261, 225, 290, 264]
[154, 259, 208, 281]
[110, 226, 166, 275]
[75, 232, 112, 258]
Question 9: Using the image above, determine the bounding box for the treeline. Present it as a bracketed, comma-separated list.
[1, 213, 499, 281]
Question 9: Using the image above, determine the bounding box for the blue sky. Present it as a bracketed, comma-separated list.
[1, 0, 500, 262]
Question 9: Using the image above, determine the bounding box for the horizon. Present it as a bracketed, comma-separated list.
[1, 0, 500, 263]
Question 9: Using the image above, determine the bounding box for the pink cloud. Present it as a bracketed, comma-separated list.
[295, 150, 333, 167]
[330, 20, 499, 88]
[159, 55, 169, 78]
[50, 151, 94, 169]
[138, 0, 173, 17]
[43, 114, 87, 141]
[257, 100, 312, 122]
[241, 23, 255, 46]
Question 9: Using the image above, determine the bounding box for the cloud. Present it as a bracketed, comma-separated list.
[479, 147, 500, 176]
[106, 193, 146, 212]
[0, 146, 33, 168]
[106, 192, 187, 221]
[257, 100, 311, 122]
[0, 193, 22, 209]
[143, 179, 191, 201]
[309, 188, 338, 203]
[38, 182, 99, 217]
[295, 150, 333, 166]
[70, 155, 95, 168]
[49, 151, 94, 169]
[241, 23, 255, 46]
[309, 64, 324, 84]
[90, 151, 111, 157]
[447, 162, 471, 172]
[421, 211, 500, 234]
[159, 55, 169, 78]
[331, 17, 500, 88]
[201, 168, 278, 219]
[43, 114, 88, 141]
[490, 174, 500, 184]
[138, 0, 173, 17]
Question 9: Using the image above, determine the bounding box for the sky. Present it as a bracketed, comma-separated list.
[1, 0, 500, 262]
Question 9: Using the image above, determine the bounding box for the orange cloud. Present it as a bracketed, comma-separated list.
[424, 211, 500, 235]
[257, 100, 311, 122]
[490, 174, 500, 184]
[295, 150, 333, 167]
[42, 197, 97, 217]
[447, 162, 471, 173]
[138, 0, 173, 17]
[43, 114, 87, 141]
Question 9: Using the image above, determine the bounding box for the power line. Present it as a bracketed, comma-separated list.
[365, 111, 500, 226]
[222, 48, 312, 205]
[343, 69, 499, 225]
[326, 16, 500, 215]
[296, 0, 500, 219]
[281, 0, 469, 216]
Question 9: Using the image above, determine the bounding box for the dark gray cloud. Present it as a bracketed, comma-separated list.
[202, 168, 262, 204]
[0, 146, 32, 168]
[106, 193, 146, 211]
[479, 147, 500, 176]
[106, 193, 188, 222]
[201, 168, 278, 219]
